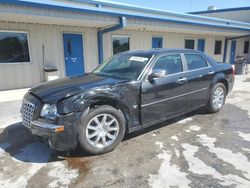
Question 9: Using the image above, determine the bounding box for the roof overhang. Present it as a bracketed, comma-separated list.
[0, 0, 250, 36]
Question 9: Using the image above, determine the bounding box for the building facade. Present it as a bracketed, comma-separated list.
[0, 0, 250, 90]
[190, 7, 250, 65]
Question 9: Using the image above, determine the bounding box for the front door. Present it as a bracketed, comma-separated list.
[197, 39, 205, 52]
[63, 33, 85, 77]
[141, 54, 188, 125]
[230, 40, 237, 64]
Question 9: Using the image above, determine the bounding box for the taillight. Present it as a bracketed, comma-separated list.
[232, 64, 235, 77]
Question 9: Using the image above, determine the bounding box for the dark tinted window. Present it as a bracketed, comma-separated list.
[214, 40, 222, 55]
[112, 36, 129, 55]
[244, 41, 249, 54]
[185, 39, 195, 49]
[185, 54, 207, 70]
[153, 54, 183, 75]
[0, 32, 30, 63]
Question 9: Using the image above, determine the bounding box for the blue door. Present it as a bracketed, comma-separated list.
[230, 40, 237, 64]
[152, 37, 163, 48]
[197, 39, 205, 52]
[63, 34, 85, 77]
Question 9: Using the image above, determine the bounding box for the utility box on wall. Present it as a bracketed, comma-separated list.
[44, 65, 58, 82]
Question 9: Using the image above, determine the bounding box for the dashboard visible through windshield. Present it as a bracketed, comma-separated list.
[93, 54, 153, 80]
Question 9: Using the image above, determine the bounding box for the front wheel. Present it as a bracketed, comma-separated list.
[207, 83, 226, 113]
[78, 105, 126, 155]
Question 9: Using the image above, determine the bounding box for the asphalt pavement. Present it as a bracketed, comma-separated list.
[1, 76, 250, 188]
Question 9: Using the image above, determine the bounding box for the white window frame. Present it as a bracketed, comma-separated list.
[0, 30, 31, 65]
[243, 40, 249, 54]
[184, 38, 195, 50]
[112, 35, 130, 55]
[214, 40, 223, 55]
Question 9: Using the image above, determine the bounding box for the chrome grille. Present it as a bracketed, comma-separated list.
[21, 99, 35, 128]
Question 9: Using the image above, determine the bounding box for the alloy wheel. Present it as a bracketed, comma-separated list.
[86, 113, 119, 149]
[212, 86, 225, 110]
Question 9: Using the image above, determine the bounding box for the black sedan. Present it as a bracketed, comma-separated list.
[21, 49, 234, 154]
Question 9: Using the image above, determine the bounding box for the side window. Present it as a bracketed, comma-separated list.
[0, 31, 30, 63]
[185, 54, 207, 70]
[112, 35, 130, 55]
[185, 39, 195, 49]
[244, 41, 249, 54]
[214, 40, 222, 55]
[153, 54, 183, 75]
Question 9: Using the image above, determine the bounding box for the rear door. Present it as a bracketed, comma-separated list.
[184, 53, 214, 110]
[141, 54, 188, 124]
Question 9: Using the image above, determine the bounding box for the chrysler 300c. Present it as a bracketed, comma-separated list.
[21, 49, 234, 154]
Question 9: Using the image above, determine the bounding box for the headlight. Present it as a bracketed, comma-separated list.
[57, 94, 85, 115]
[40, 104, 57, 119]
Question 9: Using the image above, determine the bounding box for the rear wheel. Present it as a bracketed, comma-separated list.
[207, 83, 226, 113]
[78, 105, 126, 155]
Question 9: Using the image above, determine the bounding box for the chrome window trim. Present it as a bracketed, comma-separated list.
[141, 53, 186, 81]
[137, 54, 155, 81]
[142, 87, 208, 108]
[139, 52, 214, 82]
[184, 53, 212, 71]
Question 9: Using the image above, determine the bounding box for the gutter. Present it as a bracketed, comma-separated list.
[1, 0, 250, 31]
[98, 17, 126, 64]
[223, 34, 250, 63]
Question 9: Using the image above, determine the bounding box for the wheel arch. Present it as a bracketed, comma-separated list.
[217, 79, 229, 95]
[83, 96, 129, 132]
[211, 73, 229, 95]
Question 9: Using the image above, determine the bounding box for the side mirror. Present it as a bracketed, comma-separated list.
[148, 69, 166, 81]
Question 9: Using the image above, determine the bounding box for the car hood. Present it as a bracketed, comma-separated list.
[29, 73, 126, 103]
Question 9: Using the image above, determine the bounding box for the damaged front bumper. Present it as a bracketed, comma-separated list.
[28, 113, 81, 151]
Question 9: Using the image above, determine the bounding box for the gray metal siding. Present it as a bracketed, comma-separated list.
[197, 11, 250, 23]
[103, 29, 226, 62]
[0, 21, 99, 90]
[0, 22, 248, 90]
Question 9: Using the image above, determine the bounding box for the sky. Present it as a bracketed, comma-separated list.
[105, 0, 250, 13]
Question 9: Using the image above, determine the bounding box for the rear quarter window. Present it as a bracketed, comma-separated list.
[185, 54, 208, 70]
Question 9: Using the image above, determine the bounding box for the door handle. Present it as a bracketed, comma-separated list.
[208, 71, 215, 75]
[178, 77, 187, 82]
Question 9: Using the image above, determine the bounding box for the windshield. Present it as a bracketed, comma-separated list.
[93, 54, 153, 80]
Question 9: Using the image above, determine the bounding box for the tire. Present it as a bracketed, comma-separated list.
[78, 105, 126, 155]
[207, 83, 227, 113]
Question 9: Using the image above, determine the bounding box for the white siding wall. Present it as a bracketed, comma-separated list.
[103, 29, 225, 62]
[235, 37, 250, 58]
[0, 21, 99, 90]
[0, 22, 248, 90]
[225, 37, 250, 64]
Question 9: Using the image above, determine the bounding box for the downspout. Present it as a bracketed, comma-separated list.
[98, 16, 127, 64]
[223, 38, 228, 63]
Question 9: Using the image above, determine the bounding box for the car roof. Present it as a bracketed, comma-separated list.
[119, 48, 202, 56]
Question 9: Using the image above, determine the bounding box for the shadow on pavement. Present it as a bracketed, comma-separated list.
[124, 110, 200, 141]
[0, 109, 205, 159]
[0, 122, 64, 163]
